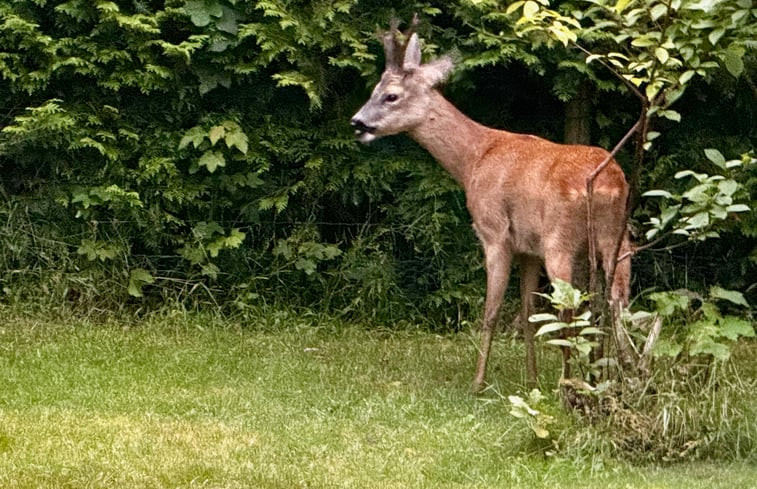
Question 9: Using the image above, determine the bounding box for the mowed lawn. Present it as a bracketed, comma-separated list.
[0, 310, 755, 488]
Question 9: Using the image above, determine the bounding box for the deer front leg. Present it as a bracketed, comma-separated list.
[519, 255, 541, 388]
[472, 240, 512, 393]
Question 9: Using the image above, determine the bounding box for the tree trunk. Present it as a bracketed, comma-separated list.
[564, 82, 592, 145]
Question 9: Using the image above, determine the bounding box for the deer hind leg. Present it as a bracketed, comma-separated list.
[544, 248, 577, 380]
[519, 255, 541, 388]
[606, 233, 632, 307]
[472, 239, 513, 393]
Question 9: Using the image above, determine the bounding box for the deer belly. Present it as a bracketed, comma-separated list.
[509, 226, 544, 256]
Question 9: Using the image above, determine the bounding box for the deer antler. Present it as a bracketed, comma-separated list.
[381, 19, 401, 70]
[381, 15, 420, 71]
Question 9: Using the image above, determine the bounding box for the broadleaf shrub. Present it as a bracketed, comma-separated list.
[0, 0, 754, 328]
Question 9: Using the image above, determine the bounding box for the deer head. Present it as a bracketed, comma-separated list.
[351, 22, 455, 144]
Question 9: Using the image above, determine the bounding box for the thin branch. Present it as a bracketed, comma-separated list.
[585, 115, 643, 307]
[571, 42, 647, 103]
[618, 234, 703, 262]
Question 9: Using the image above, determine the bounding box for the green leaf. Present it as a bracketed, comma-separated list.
[719, 316, 755, 340]
[528, 312, 559, 323]
[650, 3, 668, 20]
[645, 82, 662, 101]
[128, 268, 155, 297]
[704, 148, 726, 168]
[533, 425, 550, 439]
[197, 150, 226, 173]
[726, 204, 750, 213]
[185, 0, 212, 27]
[216, 6, 239, 35]
[659, 110, 681, 122]
[708, 28, 725, 46]
[224, 130, 249, 154]
[675, 170, 708, 181]
[642, 189, 673, 198]
[690, 338, 731, 361]
[723, 46, 744, 77]
[653, 338, 683, 357]
[655, 47, 669, 64]
[536, 322, 569, 336]
[710, 286, 750, 307]
[523, 1, 540, 18]
[506, 1, 525, 15]
[179, 126, 206, 150]
[679, 70, 696, 85]
[225, 228, 246, 249]
[631, 36, 656, 47]
[717, 179, 738, 197]
[615, 0, 632, 13]
[649, 291, 691, 316]
[209, 125, 225, 146]
[683, 211, 709, 230]
[579, 327, 604, 336]
[295, 257, 317, 275]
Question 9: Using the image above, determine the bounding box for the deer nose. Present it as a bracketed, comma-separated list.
[350, 118, 375, 134]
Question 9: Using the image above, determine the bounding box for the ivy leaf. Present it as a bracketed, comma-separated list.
[185, 0, 213, 27]
[216, 6, 239, 35]
[198, 150, 226, 173]
[198, 71, 232, 95]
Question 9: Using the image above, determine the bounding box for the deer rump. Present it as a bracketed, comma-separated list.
[467, 135, 629, 294]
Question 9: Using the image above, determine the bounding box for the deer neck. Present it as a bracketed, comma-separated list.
[408, 91, 494, 186]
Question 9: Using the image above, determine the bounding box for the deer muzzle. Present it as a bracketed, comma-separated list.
[350, 118, 376, 134]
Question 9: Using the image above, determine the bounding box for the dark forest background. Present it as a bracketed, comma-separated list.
[1, 0, 754, 325]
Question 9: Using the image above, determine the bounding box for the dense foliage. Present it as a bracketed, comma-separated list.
[0, 0, 754, 326]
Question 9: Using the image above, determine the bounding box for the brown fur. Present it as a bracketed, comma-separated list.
[352, 28, 631, 391]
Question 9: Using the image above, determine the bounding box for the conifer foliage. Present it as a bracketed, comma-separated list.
[0, 1, 754, 322]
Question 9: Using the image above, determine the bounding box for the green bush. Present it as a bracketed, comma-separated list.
[0, 0, 754, 325]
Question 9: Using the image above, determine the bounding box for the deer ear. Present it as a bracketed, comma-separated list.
[402, 33, 422, 71]
[418, 56, 455, 87]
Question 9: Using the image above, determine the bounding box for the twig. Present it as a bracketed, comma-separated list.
[585, 116, 644, 295]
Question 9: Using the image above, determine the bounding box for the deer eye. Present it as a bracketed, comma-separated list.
[383, 93, 399, 104]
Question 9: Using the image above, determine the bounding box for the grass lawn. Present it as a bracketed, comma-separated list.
[0, 309, 755, 488]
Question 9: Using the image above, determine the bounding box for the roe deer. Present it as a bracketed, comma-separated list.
[351, 22, 632, 391]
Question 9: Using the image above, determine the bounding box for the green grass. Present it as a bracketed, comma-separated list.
[0, 309, 755, 488]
